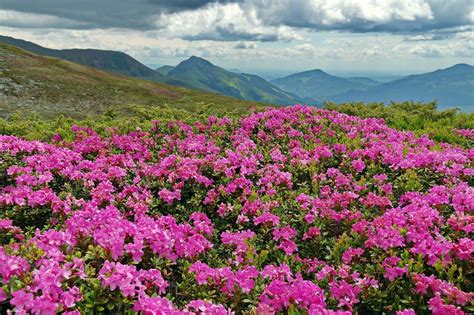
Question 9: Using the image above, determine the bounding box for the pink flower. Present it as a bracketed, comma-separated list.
[352, 159, 366, 173]
[303, 227, 321, 240]
[259, 277, 327, 312]
[0, 250, 30, 282]
[342, 247, 364, 264]
[186, 300, 234, 314]
[454, 238, 473, 260]
[10, 289, 35, 313]
[254, 212, 280, 227]
[98, 261, 168, 297]
[428, 293, 464, 315]
[158, 188, 181, 205]
[189, 262, 258, 295]
[133, 296, 180, 314]
[329, 280, 361, 310]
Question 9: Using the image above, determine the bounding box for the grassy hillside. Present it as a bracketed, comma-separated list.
[0, 43, 266, 121]
[0, 35, 189, 87]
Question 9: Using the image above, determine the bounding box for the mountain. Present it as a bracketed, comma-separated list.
[369, 75, 405, 83]
[271, 69, 374, 101]
[346, 77, 381, 87]
[166, 56, 309, 105]
[0, 43, 263, 119]
[0, 36, 311, 105]
[156, 65, 175, 75]
[0, 35, 188, 87]
[331, 64, 474, 111]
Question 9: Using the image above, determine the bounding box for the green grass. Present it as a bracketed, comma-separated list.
[0, 103, 254, 141]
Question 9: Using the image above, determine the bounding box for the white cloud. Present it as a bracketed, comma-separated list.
[396, 40, 474, 58]
[153, 3, 301, 42]
[241, 0, 434, 31]
[362, 47, 382, 56]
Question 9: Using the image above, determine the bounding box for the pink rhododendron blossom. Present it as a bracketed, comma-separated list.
[186, 300, 234, 314]
[342, 247, 364, 264]
[254, 212, 280, 227]
[352, 159, 366, 173]
[329, 280, 361, 310]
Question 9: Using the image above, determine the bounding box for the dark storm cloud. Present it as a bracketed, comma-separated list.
[0, 0, 241, 29]
[183, 24, 281, 42]
[148, 0, 238, 10]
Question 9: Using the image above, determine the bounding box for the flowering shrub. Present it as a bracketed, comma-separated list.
[0, 106, 472, 314]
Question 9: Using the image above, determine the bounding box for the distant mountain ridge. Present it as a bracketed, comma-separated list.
[330, 63, 474, 111]
[156, 65, 175, 75]
[165, 56, 309, 105]
[271, 64, 473, 111]
[346, 77, 381, 87]
[271, 69, 377, 101]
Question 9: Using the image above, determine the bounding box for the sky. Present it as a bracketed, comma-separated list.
[0, 0, 473, 76]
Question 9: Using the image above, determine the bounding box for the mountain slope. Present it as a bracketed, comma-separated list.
[0, 43, 264, 119]
[271, 69, 373, 101]
[167, 56, 308, 105]
[156, 65, 175, 75]
[346, 77, 381, 87]
[0, 35, 189, 87]
[0, 36, 311, 105]
[331, 64, 474, 111]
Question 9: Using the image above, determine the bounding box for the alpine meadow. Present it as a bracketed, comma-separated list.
[0, 1, 473, 314]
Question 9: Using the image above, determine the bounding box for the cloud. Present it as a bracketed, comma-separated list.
[362, 48, 382, 56]
[244, 0, 473, 33]
[233, 41, 257, 49]
[0, 9, 87, 29]
[396, 39, 474, 58]
[244, 0, 433, 31]
[404, 25, 473, 42]
[0, 0, 471, 36]
[182, 25, 291, 42]
[278, 43, 350, 60]
[154, 3, 301, 42]
[0, 0, 239, 30]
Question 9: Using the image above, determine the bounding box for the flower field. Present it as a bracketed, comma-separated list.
[0, 106, 472, 314]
